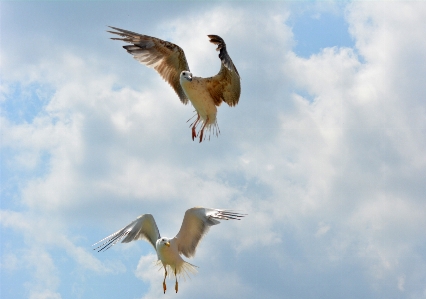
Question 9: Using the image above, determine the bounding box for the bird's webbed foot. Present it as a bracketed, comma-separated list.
[199, 129, 204, 143]
[163, 269, 167, 294]
[198, 116, 209, 143]
[175, 268, 178, 293]
[190, 114, 200, 141]
[192, 126, 197, 141]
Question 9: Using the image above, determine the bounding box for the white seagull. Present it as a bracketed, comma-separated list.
[93, 207, 245, 293]
[108, 27, 241, 142]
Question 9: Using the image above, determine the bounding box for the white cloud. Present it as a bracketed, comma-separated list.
[134, 254, 164, 298]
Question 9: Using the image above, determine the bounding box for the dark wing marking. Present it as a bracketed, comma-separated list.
[108, 26, 190, 104]
[205, 35, 241, 107]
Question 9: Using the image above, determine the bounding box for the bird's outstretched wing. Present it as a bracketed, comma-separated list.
[205, 35, 241, 107]
[174, 207, 245, 258]
[108, 26, 190, 104]
[93, 214, 160, 252]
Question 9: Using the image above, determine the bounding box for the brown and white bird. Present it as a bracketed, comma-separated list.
[108, 27, 241, 142]
[93, 207, 246, 294]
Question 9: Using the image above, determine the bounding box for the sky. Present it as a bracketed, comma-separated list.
[1, 1, 426, 298]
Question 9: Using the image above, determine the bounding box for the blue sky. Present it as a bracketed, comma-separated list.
[1, 1, 426, 299]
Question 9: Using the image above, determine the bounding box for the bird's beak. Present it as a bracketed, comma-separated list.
[165, 242, 170, 247]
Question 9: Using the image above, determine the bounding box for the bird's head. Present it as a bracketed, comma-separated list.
[156, 238, 171, 249]
[181, 71, 193, 82]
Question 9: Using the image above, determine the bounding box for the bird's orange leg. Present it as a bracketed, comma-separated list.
[174, 268, 178, 293]
[163, 269, 167, 294]
[199, 116, 209, 143]
[191, 114, 200, 141]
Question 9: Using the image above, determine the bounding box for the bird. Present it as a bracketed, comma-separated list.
[107, 26, 241, 142]
[93, 207, 246, 293]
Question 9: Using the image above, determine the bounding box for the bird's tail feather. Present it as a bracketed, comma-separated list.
[187, 111, 220, 142]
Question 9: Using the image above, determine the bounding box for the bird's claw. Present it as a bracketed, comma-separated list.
[163, 281, 167, 294]
[175, 281, 178, 293]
